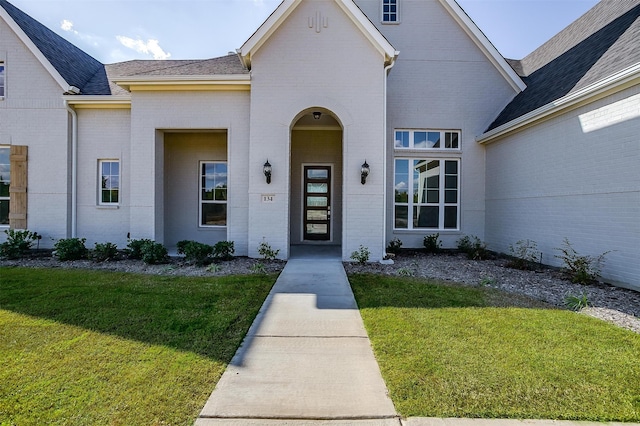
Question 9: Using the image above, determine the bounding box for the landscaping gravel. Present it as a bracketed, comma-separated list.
[2, 250, 638, 333]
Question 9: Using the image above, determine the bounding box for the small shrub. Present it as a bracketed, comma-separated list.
[140, 241, 168, 265]
[257, 239, 280, 260]
[564, 293, 589, 311]
[386, 237, 403, 255]
[213, 240, 235, 261]
[423, 233, 442, 254]
[397, 267, 414, 277]
[0, 229, 37, 259]
[350, 245, 370, 264]
[206, 263, 221, 273]
[124, 238, 153, 260]
[457, 235, 490, 260]
[554, 238, 609, 284]
[249, 262, 267, 274]
[92, 242, 119, 262]
[507, 239, 541, 270]
[177, 240, 214, 265]
[479, 276, 496, 287]
[54, 237, 88, 261]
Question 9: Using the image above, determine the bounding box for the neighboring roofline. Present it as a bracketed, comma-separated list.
[439, 0, 526, 93]
[63, 95, 132, 109]
[112, 74, 251, 91]
[238, 0, 398, 69]
[477, 62, 640, 144]
[0, 4, 74, 93]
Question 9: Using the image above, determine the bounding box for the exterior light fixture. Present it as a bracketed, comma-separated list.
[361, 160, 370, 185]
[312, 111, 322, 120]
[263, 160, 272, 184]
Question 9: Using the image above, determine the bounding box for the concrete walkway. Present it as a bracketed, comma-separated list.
[195, 249, 639, 426]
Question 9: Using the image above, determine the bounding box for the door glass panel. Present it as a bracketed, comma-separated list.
[306, 224, 328, 234]
[307, 183, 328, 193]
[307, 210, 328, 221]
[307, 169, 328, 179]
[307, 196, 327, 207]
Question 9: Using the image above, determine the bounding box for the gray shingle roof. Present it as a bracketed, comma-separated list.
[489, 1, 640, 131]
[0, 0, 109, 94]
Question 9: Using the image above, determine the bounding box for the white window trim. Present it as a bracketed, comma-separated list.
[381, 0, 400, 24]
[393, 158, 460, 231]
[98, 159, 120, 206]
[199, 160, 227, 228]
[0, 145, 9, 226]
[395, 129, 461, 151]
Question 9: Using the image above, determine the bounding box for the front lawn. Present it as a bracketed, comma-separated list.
[0, 267, 276, 425]
[350, 274, 640, 422]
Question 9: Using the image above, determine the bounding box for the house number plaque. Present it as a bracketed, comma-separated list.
[261, 194, 275, 203]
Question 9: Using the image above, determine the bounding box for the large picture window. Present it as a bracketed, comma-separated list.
[394, 158, 459, 230]
[99, 160, 119, 205]
[382, 0, 399, 23]
[200, 161, 227, 227]
[0, 146, 9, 225]
[395, 130, 460, 150]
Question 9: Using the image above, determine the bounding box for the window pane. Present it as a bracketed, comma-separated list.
[307, 196, 327, 207]
[445, 189, 457, 203]
[307, 210, 328, 221]
[445, 160, 458, 174]
[0, 200, 8, 225]
[307, 169, 328, 179]
[427, 132, 440, 148]
[427, 190, 439, 203]
[102, 161, 111, 176]
[0, 65, 4, 97]
[395, 205, 408, 229]
[414, 132, 427, 148]
[445, 132, 459, 149]
[444, 206, 457, 229]
[395, 131, 409, 148]
[394, 159, 409, 202]
[306, 224, 327, 235]
[445, 175, 458, 189]
[415, 206, 438, 228]
[307, 183, 327, 193]
[201, 203, 226, 226]
[0, 181, 8, 197]
[0, 147, 9, 165]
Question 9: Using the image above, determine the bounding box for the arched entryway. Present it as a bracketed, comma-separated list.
[289, 109, 343, 254]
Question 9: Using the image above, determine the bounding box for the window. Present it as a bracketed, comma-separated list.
[0, 62, 4, 97]
[395, 130, 460, 150]
[382, 0, 399, 23]
[99, 160, 119, 205]
[0, 146, 9, 225]
[200, 161, 227, 227]
[394, 158, 459, 230]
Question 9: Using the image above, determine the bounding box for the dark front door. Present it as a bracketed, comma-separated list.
[303, 166, 331, 241]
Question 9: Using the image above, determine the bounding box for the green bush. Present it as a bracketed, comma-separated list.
[507, 239, 541, 270]
[457, 235, 490, 260]
[213, 240, 235, 260]
[54, 238, 88, 261]
[0, 229, 38, 259]
[423, 233, 442, 253]
[140, 241, 168, 265]
[177, 240, 214, 265]
[124, 239, 153, 260]
[564, 292, 589, 311]
[92, 242, 119, 262]
[554, 238, 609, 284]
[257, 240, 280, 260]
[350, 245, 370, 264]
[386, 237, 403, 255]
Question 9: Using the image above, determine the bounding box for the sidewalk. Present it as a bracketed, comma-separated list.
[195, 251, 638, 426]
[195, 252, 397, 424]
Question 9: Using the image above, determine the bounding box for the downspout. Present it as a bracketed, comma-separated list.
[382, 58, 396, 258]
[66, 103, 78, 237]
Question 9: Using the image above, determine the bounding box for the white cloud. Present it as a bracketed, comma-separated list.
[61, 19, 74, 32]
[395, 181, 407, 191]
[116, 36, 171, 60]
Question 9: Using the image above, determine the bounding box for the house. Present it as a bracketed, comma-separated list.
[0, 0, 638, 291]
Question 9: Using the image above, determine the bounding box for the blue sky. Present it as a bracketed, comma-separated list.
[8, 0, 599, 63]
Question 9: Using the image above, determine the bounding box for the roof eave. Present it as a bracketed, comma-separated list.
[439, 0, 526, 93]
[112, 74, 251, 91]
[63, 95, 132, 109]
[477, 63, 640, 144]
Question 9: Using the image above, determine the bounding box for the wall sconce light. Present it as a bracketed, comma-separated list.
[263, 160, 272, 184]
[361, 160, 370, 185]
[312, 111, 322, 120]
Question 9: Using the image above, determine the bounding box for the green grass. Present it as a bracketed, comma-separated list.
[350, 274, 640, 422]
[0, 267, 276, 425]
